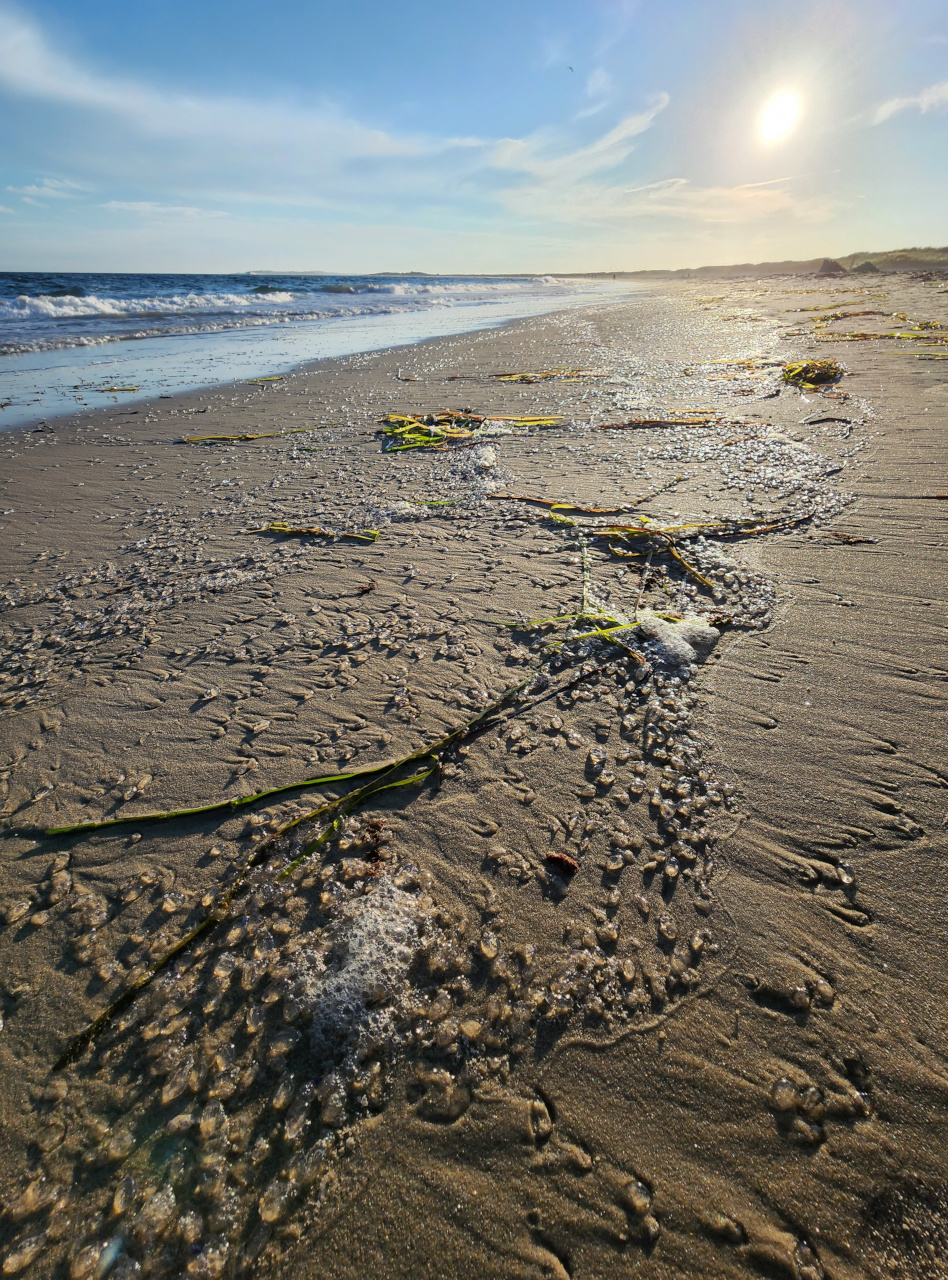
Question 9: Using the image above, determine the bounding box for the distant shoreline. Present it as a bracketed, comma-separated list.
[5, 244, 947, 281]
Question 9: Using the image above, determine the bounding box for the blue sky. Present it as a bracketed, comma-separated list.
[0, 0, 946, 273]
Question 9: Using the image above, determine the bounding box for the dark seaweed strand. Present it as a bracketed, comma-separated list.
[39, 763, 400, 838]
[51, 769, 429, 1071]
[52, 658, 620, 1070]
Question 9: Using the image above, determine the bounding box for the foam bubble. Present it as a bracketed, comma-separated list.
[298, 877, 425, 1064]
[637, 612, 720, 668]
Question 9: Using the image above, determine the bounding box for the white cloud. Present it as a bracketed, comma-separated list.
[0, 7, 665, 197]
[0, 8, 445, 160]
[0, 8, 673, 223]
[0, 203, 14, 213]
[636, 179, 838, 225]
[0, 5, 833, 253]
[7, 177, 84, 198]
[574, 67, 614, 119]
[585, 68, 612, 99]
[874, 80, 948, 122]
[592, 0, 642, 59]
[493, 95, 669, 184]
[103, 201, 228, 219]
[501, 174, 837, 227]
[488, 103, 835, 230]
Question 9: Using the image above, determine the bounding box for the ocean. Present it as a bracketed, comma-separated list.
[0, 272, 639, 429]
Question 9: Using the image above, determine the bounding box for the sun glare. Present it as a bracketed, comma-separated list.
[760, 92, 799, 142]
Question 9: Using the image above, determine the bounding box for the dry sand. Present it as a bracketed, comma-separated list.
[0, 275, 947, 1280]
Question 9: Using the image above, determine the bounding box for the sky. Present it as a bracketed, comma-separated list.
[0, 0, 946, 274]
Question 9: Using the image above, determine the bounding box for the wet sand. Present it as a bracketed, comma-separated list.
[1, 275, 947, 1279]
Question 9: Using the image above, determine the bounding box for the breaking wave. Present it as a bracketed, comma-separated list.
[0, 271, 578, 356]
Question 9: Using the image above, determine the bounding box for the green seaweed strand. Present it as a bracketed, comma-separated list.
[40, 762, 400, 838]
[52, 657, 617, 1069]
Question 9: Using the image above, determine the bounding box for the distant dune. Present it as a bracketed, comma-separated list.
[241, 250, 948, 283]
[580, 245, 948, 280]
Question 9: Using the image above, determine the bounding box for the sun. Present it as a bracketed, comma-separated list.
[759, 92, 799, 142]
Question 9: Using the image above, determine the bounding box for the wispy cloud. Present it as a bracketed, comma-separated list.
[0, 7, 673, 223]
[7, 177, 85, 199]
[874, 80, 948, 122]
[488, 97, 834, 230]
[629, 178, 839, 225]
[0, 8, 443, 160]
[501, 174, 838, 227]
[586, 68, 612, 100]
[0, 4, 499, 227]
[575, 67, 613, 119]
[0, 3, 837, 260]
[592, 0, 643, 59]
[493, 95, 669, 183]
[103, 201, 228, 219]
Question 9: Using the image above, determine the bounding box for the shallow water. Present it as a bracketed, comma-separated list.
[0, 274, 640, 430]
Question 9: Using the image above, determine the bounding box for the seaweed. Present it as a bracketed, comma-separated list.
[781, 360, 844, 388]
[812, 310, 888, 321]
[793, 296, 886, 312]
[600, 415, 721, 431]
[248, 522, 380, 543]
[489, 494, 650, 515]
[893, 330, 948, 343]
[183, 427, 315, 444]
[51, 655, 616, 1069]
[489, 369, 600, 383]
[547, 508, 809, 540]
[488, 476, 684, 525]
[39, 760, 400, 838]
[51, 765, 434, 1071]
[377, 410, 561, 452]
[813, 333, 887, 343]
[543, 508, 814, 595]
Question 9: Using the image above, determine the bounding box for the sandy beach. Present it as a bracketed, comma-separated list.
[1, 275, 947, 1280]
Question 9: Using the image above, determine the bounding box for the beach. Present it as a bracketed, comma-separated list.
[1, 274, 947, 1280]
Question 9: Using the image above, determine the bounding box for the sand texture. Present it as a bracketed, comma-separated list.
[0, 276, 947, 1279]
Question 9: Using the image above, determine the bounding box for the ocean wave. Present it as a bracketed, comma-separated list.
[1, 278, 566, 319]
[0, 301, 457, 355]
[0, 273, 591, 359]
[0, 291, 297, 320]
[364, 277, 562, 296]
